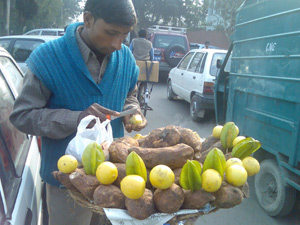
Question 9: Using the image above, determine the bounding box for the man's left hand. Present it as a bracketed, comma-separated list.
[123, 111, 147, 132]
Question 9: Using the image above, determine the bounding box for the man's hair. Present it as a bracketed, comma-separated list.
[138, 29, 147, 38]
[84, 0, 137, 27]
[205, 41, 210, 44]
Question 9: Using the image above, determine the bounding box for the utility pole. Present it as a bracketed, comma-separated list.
[5, 0, 10, 35]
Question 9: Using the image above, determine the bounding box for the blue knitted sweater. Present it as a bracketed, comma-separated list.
[26, 22, 139, 186]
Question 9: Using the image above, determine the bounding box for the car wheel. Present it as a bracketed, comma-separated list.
[167, 80, 176, 100]
[190, 95, 205, 122]
[254, 159, 296, 217]
[165, 44, 187, 67]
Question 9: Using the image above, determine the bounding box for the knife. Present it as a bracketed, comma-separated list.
[106, 107, 138, 120]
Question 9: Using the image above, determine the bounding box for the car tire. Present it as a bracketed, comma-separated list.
[167, 80, 176, 100]
[165, 44, 187, 67]
[190, 95, 205, 122]
[254, 159, 296, 217]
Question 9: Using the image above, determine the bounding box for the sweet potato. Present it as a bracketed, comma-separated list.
[201, 135, 219, 152]
[197, 141, 226, 164]
[125, 189, 156, 220]
[93, 185, 125, 209]
[212, 184, 244, 208]
[112, 163, 126, 188]
[140, 126, 181, 148]
[173, 168, 182, 186]
[153, 183, 184, 213]
[128, 143, 194, 169]
[52, 171, 78, 192]
[69, 169, 100, 201]
[182, 189, 215, 209]
[177, 127, 202, 153]
[108, 137, 139, 163]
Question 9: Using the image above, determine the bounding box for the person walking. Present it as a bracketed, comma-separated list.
[9, 0, 146, 224]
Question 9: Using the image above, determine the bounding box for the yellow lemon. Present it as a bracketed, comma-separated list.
[212, 125, 223, 139]
[235, 125, 240, 135]
[130, 114, 143, 125]
[232, 136, 246, 147]
[226, 164, 248, 187]
[57, 155, 78, 174]
[149, 165, 175, 189]
[96, 162, 118, 185]
[226, 158, 244, 170]
[120, 175, 145, 199]
[242, 157, 260, 176]
[202, 169, 222, 192]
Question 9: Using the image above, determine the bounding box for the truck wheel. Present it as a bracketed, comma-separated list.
[254, 159, 296, 217]
[167, 80, 176, 100]
[190, 95, 205, 122]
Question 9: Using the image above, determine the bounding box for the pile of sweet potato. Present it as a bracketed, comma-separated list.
[53, 125, 249, 220]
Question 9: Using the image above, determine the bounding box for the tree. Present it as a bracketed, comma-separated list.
[205, 0, 245, 37]
[132, 0, 207, 30]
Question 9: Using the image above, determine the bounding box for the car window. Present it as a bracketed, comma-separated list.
[187, 52, 205, 72]
[177, 52, 194, 70]
[0, 40, 12, 50]
[197, 53, 207, 73]
[153, 34, 187, 49]
[0, 56, 23, 94]
[41, 30, 57, 36]
[210, 53, 226, 76]
[12, 39, 44, 63]
[26, 30, 40, 35]
[0, 72, 30, 216]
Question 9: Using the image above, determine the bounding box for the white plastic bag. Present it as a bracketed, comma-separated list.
[65, 115, 113, 163]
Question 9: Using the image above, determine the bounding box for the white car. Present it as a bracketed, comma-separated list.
[0, 47, 43, 225]
[24, 28, 65, 36]
[167, 48, 227, 121]
[0, 35, 59, 73]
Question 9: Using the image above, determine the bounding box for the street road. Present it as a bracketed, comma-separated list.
[127, 79, 299, 225]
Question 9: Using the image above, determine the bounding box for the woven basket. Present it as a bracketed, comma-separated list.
[67, 190, 218, 225]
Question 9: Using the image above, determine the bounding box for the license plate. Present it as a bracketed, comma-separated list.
[154, 55, 161, 61]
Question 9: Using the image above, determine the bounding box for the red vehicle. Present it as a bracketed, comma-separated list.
[147, 25, 189, 75]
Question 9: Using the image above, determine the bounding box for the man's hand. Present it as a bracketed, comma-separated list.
[78, 103, 120, 126]
[123, 111, 147, 132]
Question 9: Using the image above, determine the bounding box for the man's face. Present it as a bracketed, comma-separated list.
[83, 13, 133, 55]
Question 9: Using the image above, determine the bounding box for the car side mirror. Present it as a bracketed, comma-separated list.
[216, 59, 223, 68]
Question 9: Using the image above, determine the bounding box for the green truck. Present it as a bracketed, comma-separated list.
[215, 0, 300, 217]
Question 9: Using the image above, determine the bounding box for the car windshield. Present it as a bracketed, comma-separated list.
[153, 34, 187, 49]
[210, 53, 226, 76]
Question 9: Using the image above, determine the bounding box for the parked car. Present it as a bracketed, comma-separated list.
[189, 42, 222, 50]
[147, 25, 190, 75]
[24, 28, 65, 36]
[167, 48, 227, 121]
[0, 47, 43, 225]
[0, 35, 59, 73]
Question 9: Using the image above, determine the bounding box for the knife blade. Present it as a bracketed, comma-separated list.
[106, 107, 138, 121]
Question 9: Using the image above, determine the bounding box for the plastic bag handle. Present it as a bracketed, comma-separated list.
[77, 115, 98, 133]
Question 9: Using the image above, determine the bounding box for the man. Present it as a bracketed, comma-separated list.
[9, 0, 146, 224]
[203, 41, 210, 49]
[130, 29, 154, 61]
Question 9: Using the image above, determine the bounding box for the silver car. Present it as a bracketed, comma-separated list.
[24, 28, 65, 36]
[0, 35, 59, 73]
[0, 47, 43, 225]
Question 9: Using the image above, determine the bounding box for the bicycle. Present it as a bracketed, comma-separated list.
[135, 60, 157, 116]
[137, 81, 154, 116]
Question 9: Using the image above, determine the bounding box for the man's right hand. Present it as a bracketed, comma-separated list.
[77, 103, 120, 126]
